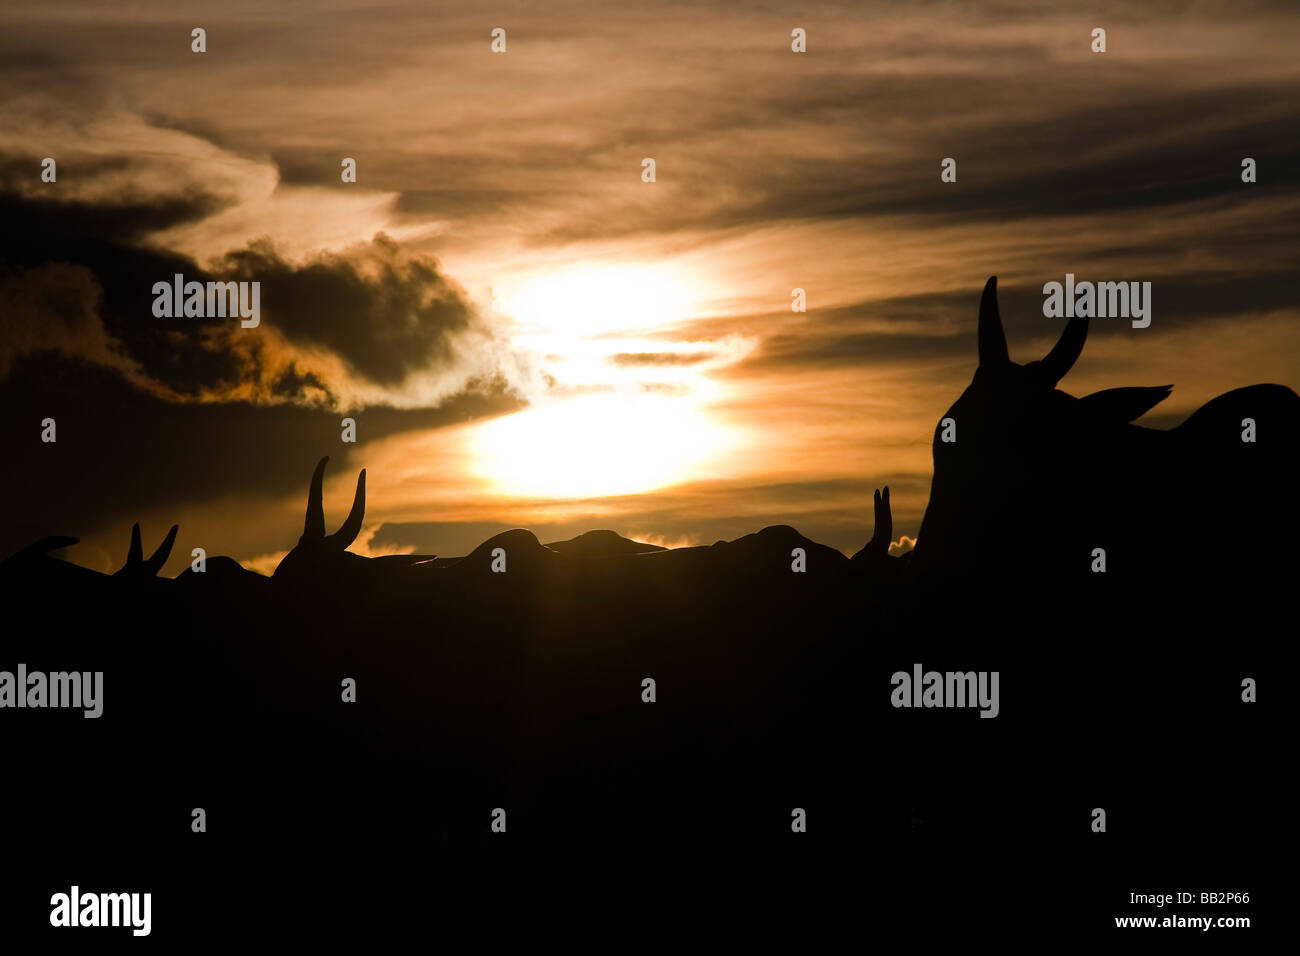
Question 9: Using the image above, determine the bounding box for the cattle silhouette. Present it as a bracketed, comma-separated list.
[272, 455, 368, 582]
[114, 523, 178, 580]
[909, 276, 1299, 601]
[0, 275, 1288, 939]
[269, 456, 436, 605]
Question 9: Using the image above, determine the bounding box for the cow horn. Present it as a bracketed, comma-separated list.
[303, 456, 329, 541]
[144, 524, 179, 575]
[126, 522, 144, 566]
[1039, 316, 1089, 386]
[326, 469, 366, 550]
[978, 276, 1010, 369]
[302, 456, 365, 550]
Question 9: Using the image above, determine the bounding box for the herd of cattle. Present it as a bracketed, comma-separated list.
[2, 277, 1289, 865]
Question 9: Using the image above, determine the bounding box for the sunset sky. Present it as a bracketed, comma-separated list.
[2, 0, 1298, 573]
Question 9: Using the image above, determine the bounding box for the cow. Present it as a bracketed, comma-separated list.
[271, 456, 438, 592]
[271, 456, 369, 584]
[907, 276, 1299, 601]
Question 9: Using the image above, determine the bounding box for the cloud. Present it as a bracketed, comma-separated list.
[187, 234, 535, 410]
[241, 550, 286, 577]
[0, 150, 535, 412]
[0, 262, 141, 379]
[889, 536, 916, 557]
[352, 522, 419, 559]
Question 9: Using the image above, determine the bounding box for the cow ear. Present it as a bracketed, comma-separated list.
[1079, 385, 1172, 422]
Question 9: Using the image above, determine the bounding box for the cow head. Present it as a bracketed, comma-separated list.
[272, 456, 367, 582]
[909, 277, 1171, 582]
[114, 523, 179, 579]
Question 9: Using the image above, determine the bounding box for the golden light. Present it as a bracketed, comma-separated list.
[470, 391, 737, 498]
[506, 264, 697, 339]
[470, 262, 743, 498]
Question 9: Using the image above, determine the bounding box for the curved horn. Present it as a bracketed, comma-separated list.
[978, 276, 1010, 369]
[326, 469, 366, 550]
[144, 524, 179, 575]
[1038, 316, 1089, 386]
[303, 456, 329, 541]
[126, 522, 144, 567]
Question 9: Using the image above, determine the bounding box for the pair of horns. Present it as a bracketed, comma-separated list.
[865, 486, 892, 559]
[853, 486, 892, 563]
[302, 456, 365, 550]
[979, 276, 1088, 386]
[115, 523, 178, 578]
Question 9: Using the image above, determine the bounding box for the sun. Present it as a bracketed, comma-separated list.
[471, 391, 734, 498]
[472, 262, 737, 498]
[505, 264, 697, 339]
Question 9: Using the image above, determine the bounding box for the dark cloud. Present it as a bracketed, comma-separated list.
[726, 273, 1300, 375]
[681, 85, 1300, 233]
[5, 2, 1300, 253]
[217, 236, 479, 388]
[0, 183, 243, 392]
[0, 156, 228, 240]
[0, 169, 517, 409]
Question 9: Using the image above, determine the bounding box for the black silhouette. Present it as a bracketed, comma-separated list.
[2, 276, 1289, 938]
[910, 277, 1299, 599]
[114, 523, 178, 579]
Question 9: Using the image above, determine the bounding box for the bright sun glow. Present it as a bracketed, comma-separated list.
[473, 263, 740, 498]
[471, 392, 735, 498]
[506, 265, 696, 338]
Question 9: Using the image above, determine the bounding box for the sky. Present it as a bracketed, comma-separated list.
[2, 0, 1298, 573]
